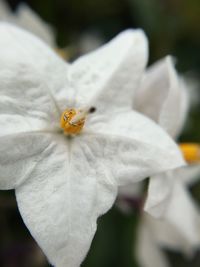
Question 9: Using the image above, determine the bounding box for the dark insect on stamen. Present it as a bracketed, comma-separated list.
[89, 107, 96, 113]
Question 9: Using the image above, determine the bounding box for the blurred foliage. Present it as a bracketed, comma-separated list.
[1, 0, 200, 266]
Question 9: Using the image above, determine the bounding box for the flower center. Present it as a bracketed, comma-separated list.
[179, 143, 200, 163]
[60, 109, 86, 135]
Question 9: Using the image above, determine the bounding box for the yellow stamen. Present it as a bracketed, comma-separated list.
[179, 143, 200, 163]
[60, 109, 85, 135]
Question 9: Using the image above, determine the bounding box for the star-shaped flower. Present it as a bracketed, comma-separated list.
[0, 23, 185, 267]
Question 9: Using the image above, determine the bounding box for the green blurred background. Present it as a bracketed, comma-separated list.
[0, 0, 200, 266]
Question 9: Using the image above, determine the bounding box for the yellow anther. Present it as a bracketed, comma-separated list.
[179, 143, 200, 163]
[60, 109, 85, 135]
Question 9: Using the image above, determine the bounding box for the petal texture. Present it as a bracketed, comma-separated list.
[0, 68, 60, 135]
[16, 135, 117, 267]
[0, 132, 52, 189]
[70, 29, 148, 113]
[0, 23, 70, 112]
[86, 110, 185, 185]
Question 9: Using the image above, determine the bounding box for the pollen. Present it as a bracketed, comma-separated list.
[60, 109, 85, 135]
[179, 143, 200, 163]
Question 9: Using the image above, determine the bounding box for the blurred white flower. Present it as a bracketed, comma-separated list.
[119, 56, 200, 267]
[136, 165, 200, 267]
[0, 24, 185, 267]
[0, 0, 55, 46]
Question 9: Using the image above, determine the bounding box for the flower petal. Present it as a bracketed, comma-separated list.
[144, 171, 174, 218]
[162, 181, 200, 253]
[0, 132, 52, 189]
[0, 67, 60, 135]
[144, 181, 200, 254]
[178, 164, 200, 186]
[86, 110, 185, 186]
[136, 214, 170, 267]
[145, 166, 200, 240]
[0, 23, 70, 112]
[134, 56, 189, 138]
[70, 29, 148, 112]
[16, 3, 55, 47]
[0, 0, 10, 20]
[15, 136, 117, 267]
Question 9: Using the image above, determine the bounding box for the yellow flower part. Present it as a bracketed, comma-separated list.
[179, 143, 200, 163]
[60, 109, 85, 135]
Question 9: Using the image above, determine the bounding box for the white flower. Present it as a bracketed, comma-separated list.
[0, 23, 185, 267]
[0, 0, 54, 46]
[117, 56, 200, 267]
[136, 166, 200, 267]
[139, 57, 197, 217]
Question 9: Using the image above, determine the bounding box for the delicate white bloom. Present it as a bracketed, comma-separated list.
[117, 56, 200, 267]
[136, 165, 200, 267]
[139, 57, 193, 217]
[0, 0, 54, 46]
[0, 24, 185, 267]
[136, 170, 200, 267]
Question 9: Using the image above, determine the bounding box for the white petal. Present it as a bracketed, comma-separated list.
[177, 164, 200, 186]
[16, 3, 55, 47]
[136, 214, 170, 267]
[144, 171, 174, 217]
[117, 182, 143, 213]
[0, 2, 55, 46]
[163, 181, 200, 253]
[0, 0, 10, 20]
[145, 170, 200, 252]
[15, 135, 117, 267]
[118, 182, 143, 198]
[0, 67, 60, 135]
[0, 23, 70, 112]
[85, 110, 185, 185]
[0, 132, 52, 189]
[144, 180, 200, 254]
[135, 56, 189, 138]
[70, 29, 148, 112]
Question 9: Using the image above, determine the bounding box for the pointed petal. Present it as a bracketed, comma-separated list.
[135, 56, 189, 138]
[163, 181, 200, 252]
[144, 171, 174, 217]
[0, 0, 10, 19]
[70, 29, 148, 112]
[0, 23, 70, 111]
[86, 110, 185, 186]
[16, 3, 55, 47]
[136, 214, 170, 267]
[177, 165, 200, 186]
[0, 132, 52, 189]
[145, 169, 200, 253]
[144, 181, 200, 254]
[15, 136, 117, 267]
